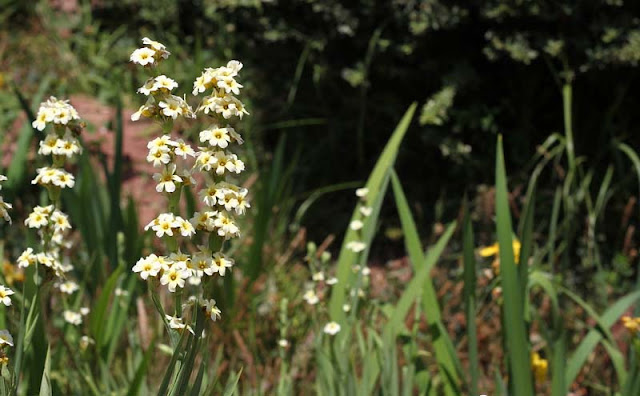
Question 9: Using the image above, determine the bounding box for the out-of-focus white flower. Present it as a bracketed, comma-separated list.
[64, 310, 83, 326]
[350, 220, 364, 231]
[0, 330, 13, 347]
[359, 206, 372, 217]
[166, 315, 195, 335]
[323, 322, 341, 336]
[346, 241, 367, 253]
[303, 290, 319, 305]
[0, 286, 14, 306]
[59, 281, 79, 295]
[355, 188, 369, 198]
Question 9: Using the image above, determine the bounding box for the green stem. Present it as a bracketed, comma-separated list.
[562, 83, 575, 173]
[151, 288, 177, 347]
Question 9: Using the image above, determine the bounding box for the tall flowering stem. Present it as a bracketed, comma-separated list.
[130, 38, 250, 385]
[7, 97, 86, 388]
[0, 176, 14, 366]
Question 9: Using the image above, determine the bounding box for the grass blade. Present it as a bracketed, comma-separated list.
[462, 199, 479, 395]
[495, 135, 534, 394]
[564, 290, 640, 389]
[329, 103, 417, 322]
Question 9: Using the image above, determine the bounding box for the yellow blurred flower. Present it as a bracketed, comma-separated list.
[2, 260, 24, 286]
[479, 238, 522, 275]
[531, 352, 548, 383]
[622, 316, 640, 336]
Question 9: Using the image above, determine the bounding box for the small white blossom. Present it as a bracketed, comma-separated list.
[130, 47, 156, 66]
[323, 321, 341, 336]
[303, 290, 319, 305]
[355, 188, 369, 198]
[350, 220, 364, 231]
[203, 299, 222, 321]
[59, 281, 79, 295]
[360, 206, 372, 217]
[346, 241, 367, 253]
[0, 286, 14, 306]
[132, 254, 162, 280]
[64, 310, 83, 326]
[0, 330, 13, 347]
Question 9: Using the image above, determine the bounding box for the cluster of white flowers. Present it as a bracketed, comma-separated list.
[130, 37, 170, 66]
[130, 39, 248, 330]
[31, 96, 81, 131]
[38, 131, 82, 158]
[130, 39, 194, 123]
[19, 97, 82, 291]
[0, 175, 11, 223]
[193, 61, 249, 119]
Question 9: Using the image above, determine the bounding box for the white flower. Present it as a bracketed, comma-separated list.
[54, 134, 82, 158]
[51, 210, 71, 232]
[278, 339, 289, 348]
[200, 126, 231, 148]
[64, 310, 83, 326]
[154, 75, 178, 91]
[165, 315, 195, 335]
[342, 304, 351, 312]
[303, 290, 319, 305]
[359, 206, 372, 217]
[80, 336, 95, 350]
[0, 286, 14, 306]
[190, 211, 217, 232]
[38, 134, 59, 155]
[192, 249, 215, 277]
[350, 220, 364, 231]
[132, 254, 162, 280]
[51, 170, 75, 188]
[323, 321, 341, 336]
[177, 217, 196, 237]
[17, 248, 37, 268]
[147, 147, 171, 167]
[327, 277, 338, 285]
[213, 212, 239, 238]
[154, 164, 182, 193]
[0, 330, 13, 347]
[174, 139, 195, 159]
[150, 213, 180, 237]
[132, 103, 156, 121]
[212, 151, 234, 175]
[312, 272, 325, 282]
[142, 37, 166, 51]
[159, 96, 183, 119]
[346, 241, 367, 253]
[80, 307, 90, 316]
[212, 252, 234, 276]
[25, 208, 49, 229]
[203, 299, 222, 321]
[59, 281, 79, 295]
[130, 47, 156, 66]
[355, 188, 369, 198]
[160, 266, 189, 292]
